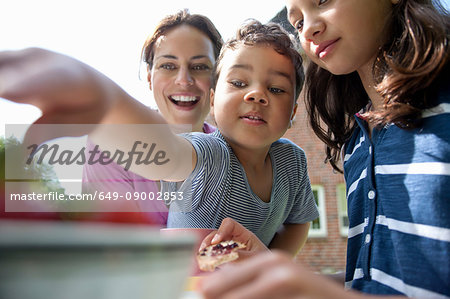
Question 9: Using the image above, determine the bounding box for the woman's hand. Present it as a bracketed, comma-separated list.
[0, 47, 193, 182]
[0, 47, 117, 120]
[0, 47, 119, 144]
[199, 218, 270, 261]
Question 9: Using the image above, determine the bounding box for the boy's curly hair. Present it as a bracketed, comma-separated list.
[213, 19, 304, 100]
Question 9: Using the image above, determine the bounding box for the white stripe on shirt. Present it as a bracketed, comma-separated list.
[376, 215, 450, 242]
[422, 103, 450, 118]
[347, 168, 367, 197]
[375, 162, 450, 175]
[346, 268, 449, 298]
[344, 136, 365, 162]
[371, 268, 449, 299]
[345, 268, 364, 289]
[348, 217, 369, 238]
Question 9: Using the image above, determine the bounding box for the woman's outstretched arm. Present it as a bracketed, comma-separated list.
[0, 47, 195, 181]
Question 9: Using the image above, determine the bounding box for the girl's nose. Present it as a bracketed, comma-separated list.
[301, 17, 325, 43]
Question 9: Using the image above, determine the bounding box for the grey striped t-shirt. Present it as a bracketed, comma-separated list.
[162, 130, 319, 246]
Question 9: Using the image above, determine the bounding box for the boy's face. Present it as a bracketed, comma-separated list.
[211, 44, 297, 150]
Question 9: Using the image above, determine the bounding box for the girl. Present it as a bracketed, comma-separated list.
[200, 0, 450, 298]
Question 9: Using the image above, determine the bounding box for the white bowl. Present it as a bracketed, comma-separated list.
[0, 220, 196, 299]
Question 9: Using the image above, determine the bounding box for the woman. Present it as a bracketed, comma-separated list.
[0, 10, 222, 225]
[82, 9, 222, 225]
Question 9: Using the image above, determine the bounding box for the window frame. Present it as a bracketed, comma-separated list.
[336, 183, 349, 237]
[308, 184, 327, 237]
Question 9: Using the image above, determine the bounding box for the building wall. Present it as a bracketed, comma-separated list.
[282, 97, 347, 274]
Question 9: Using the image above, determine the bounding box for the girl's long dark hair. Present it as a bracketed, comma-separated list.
[304, 0, 450, 172]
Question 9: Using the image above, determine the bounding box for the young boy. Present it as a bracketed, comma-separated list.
[163, 20, 318, 253]
[0, 20, 318, 255]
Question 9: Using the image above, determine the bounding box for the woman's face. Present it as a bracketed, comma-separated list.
[149, 25, 215, 131]
[286, 0, 395, 76]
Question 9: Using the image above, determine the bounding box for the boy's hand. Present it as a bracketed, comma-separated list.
[199, 218, 269, 261]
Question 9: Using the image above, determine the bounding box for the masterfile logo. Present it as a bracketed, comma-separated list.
[3, 123, 193, 213]
[26, 140, 170, 171]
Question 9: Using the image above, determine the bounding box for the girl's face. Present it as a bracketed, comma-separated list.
[149, 25, 215, 132]
[286, 0, 396, 76]
[211, 44, 297, 150]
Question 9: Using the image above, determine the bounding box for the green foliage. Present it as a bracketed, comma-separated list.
[0, 136, 66, 195]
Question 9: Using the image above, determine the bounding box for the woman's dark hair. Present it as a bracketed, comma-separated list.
[213, 19, 304, 100]
[303, 0, 449, 172]
[141, 9, 223, 70]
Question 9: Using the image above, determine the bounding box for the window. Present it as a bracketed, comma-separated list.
[309, 185, 327, 237]
[336, 183, 349, 236]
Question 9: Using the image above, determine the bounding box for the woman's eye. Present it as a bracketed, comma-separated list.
[192, 64, 210, 71]
[230, 80, 246, 88]
[269, 87, 285, 94]
[319, 0, 328, 4]
[160, 63, 176, 70]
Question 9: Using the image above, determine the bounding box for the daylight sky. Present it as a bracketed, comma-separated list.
[0, 0, 285, 132]
[1, 0, 449, 133]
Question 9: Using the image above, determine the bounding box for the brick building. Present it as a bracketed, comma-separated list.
[272, 7, 348, 274]
[283, 99, 347, 274]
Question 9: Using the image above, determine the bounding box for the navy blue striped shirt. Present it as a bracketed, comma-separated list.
[343, 75, 450, 297]
[163, 130, 318, 246]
